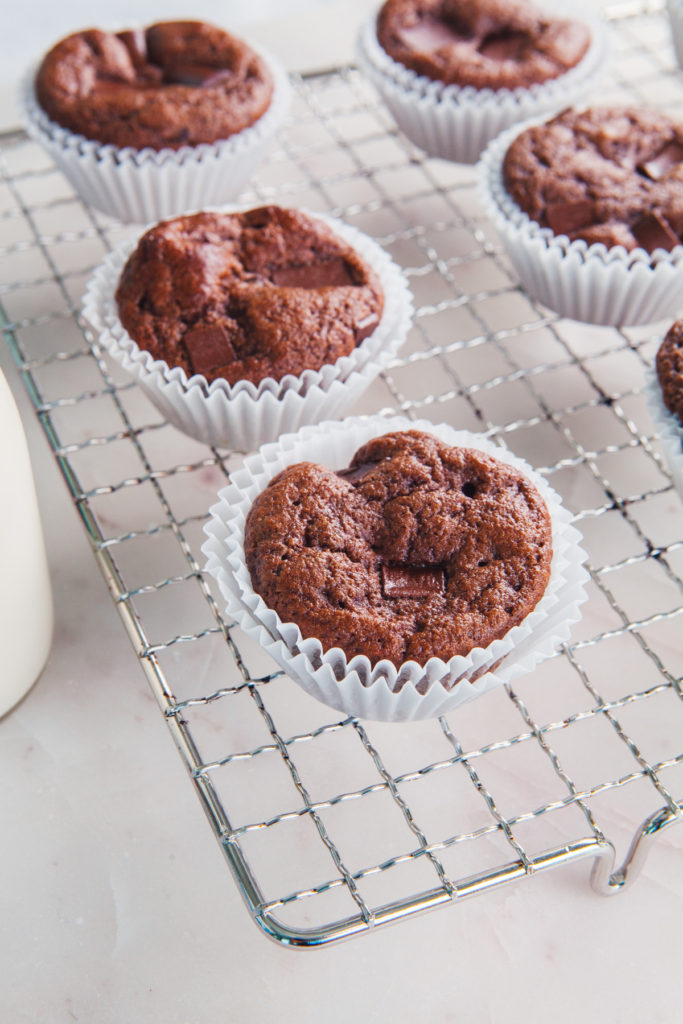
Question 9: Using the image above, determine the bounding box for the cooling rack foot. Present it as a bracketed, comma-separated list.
[591, 804, 682, 895]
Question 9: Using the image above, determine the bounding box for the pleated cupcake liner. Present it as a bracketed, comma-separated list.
[202, 415, 589, 722]
[645, 368, 683, 500]
[19, 44, 291, 223]
[478, 119, 683, 325]
[355, 3, 608, 165]
[82, 208, 413, 450]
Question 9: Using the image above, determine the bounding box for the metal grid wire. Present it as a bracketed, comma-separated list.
[1, 0, 682, 948]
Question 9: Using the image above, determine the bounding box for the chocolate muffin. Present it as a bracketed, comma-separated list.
[657, 320, 683, 425]
[115, 206, 385, 387]
[35, 21, 273, 150]
[244, 429, 553, 667]
[503, 106, 683, 253]
[376, 0, 591, 90]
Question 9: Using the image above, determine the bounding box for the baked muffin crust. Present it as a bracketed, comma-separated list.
[376, 0, 591, 90]
[115, 206, 384, 386]
[244, 430, 553, 667]
[503, 106, 683, 252]
[657, 320, 683, 424]
[35, 21, 273, 149]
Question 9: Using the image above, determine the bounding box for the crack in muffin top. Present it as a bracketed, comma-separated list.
[244, 430, 553, 667]
[376, 0, 591, 90]
[35, 21, 273, 149]
[115, 206, 385, 387]
[503, 106, 683, 252]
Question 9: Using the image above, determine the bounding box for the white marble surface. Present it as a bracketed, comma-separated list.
[1, 3, 683, 1021]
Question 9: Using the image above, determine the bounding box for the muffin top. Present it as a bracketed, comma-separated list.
[115, 206, 384, 386]
[503, 106, 683, 252]
[35, 21, 273, 149]
[376, 0, 591, 90]
[657, 320, 683, 425]
[244, 429, 553, 668]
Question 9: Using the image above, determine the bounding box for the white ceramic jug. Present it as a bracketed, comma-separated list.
[0, 368, 53, 716]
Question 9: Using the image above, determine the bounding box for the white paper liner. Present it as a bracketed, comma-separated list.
[478, 119, 683, 325]
[18, 45, 291, 223]
[668, 0, 683, 69]
[645, 368, 683, 500]
[82, 209, 413, 450]
[355, 3, 608, 165]
[202, 415, 589, 722]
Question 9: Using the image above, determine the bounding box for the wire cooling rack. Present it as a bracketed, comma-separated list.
[1, 0, 682, 949]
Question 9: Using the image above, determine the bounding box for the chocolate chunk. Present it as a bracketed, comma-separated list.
[398, 17, 470, 53]
[138, 64, 164, 87]
[116, 29, 148, 66]
[34, 23, 284, 150]
[355, 313, 379, 344]
[200, 69, 234, 88]
[144, 24, 166, 62]
[378, 0, 589, 90]
[337, 462, 376, 484]
[271, 259, 355, 288]
[244, 431, 554, 666]
[184, 323, 236, 376]
[546, 199, 595, 235]
[95, 77, 131, 94]
[163, 63, 232, 87]
[632, 212, 680, 253]
[479, 31, 528, 62]
[505, 109, 683, 253]
[97, 66, 162, 92]
[638, 141, 683, 181]
[381, 565, 445, 599]
[115, 207, 383, 387]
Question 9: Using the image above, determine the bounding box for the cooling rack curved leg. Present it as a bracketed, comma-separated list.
[591, 805, 683, 896]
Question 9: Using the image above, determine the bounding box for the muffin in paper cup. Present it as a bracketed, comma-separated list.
[18, 45, 290, 224]
[668, 0, 683, 70]
[478, 119, 683, 326]
[201, 415, 589, 722]
[355, 3, 608, 165]
[82, 209, 413, 451]
[645, 367, 683, 501]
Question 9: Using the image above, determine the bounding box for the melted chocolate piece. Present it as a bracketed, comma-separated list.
[479, 31, 528, 62]
[355, 313, 380, 344]
[546, 199, 595, 235]
[638, 140, 683, 181]
[337, 462, 376, 484]
[144, 25, 170, 65]
[143, 65, 165, 87]
[95, 78, 131, 94]
[116, 29, 148, 65]
[632, 212, 679, 252]
[115, 207, 382, 387]
[381, 565, 445, 599]
[200, 69, 234, 88]
[271, 259, 355, 288]
[184, 323, 236, 376]
[163, 63, 232, 87]
[244, 430, 553, 666]
[398, 17, 469, 53]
